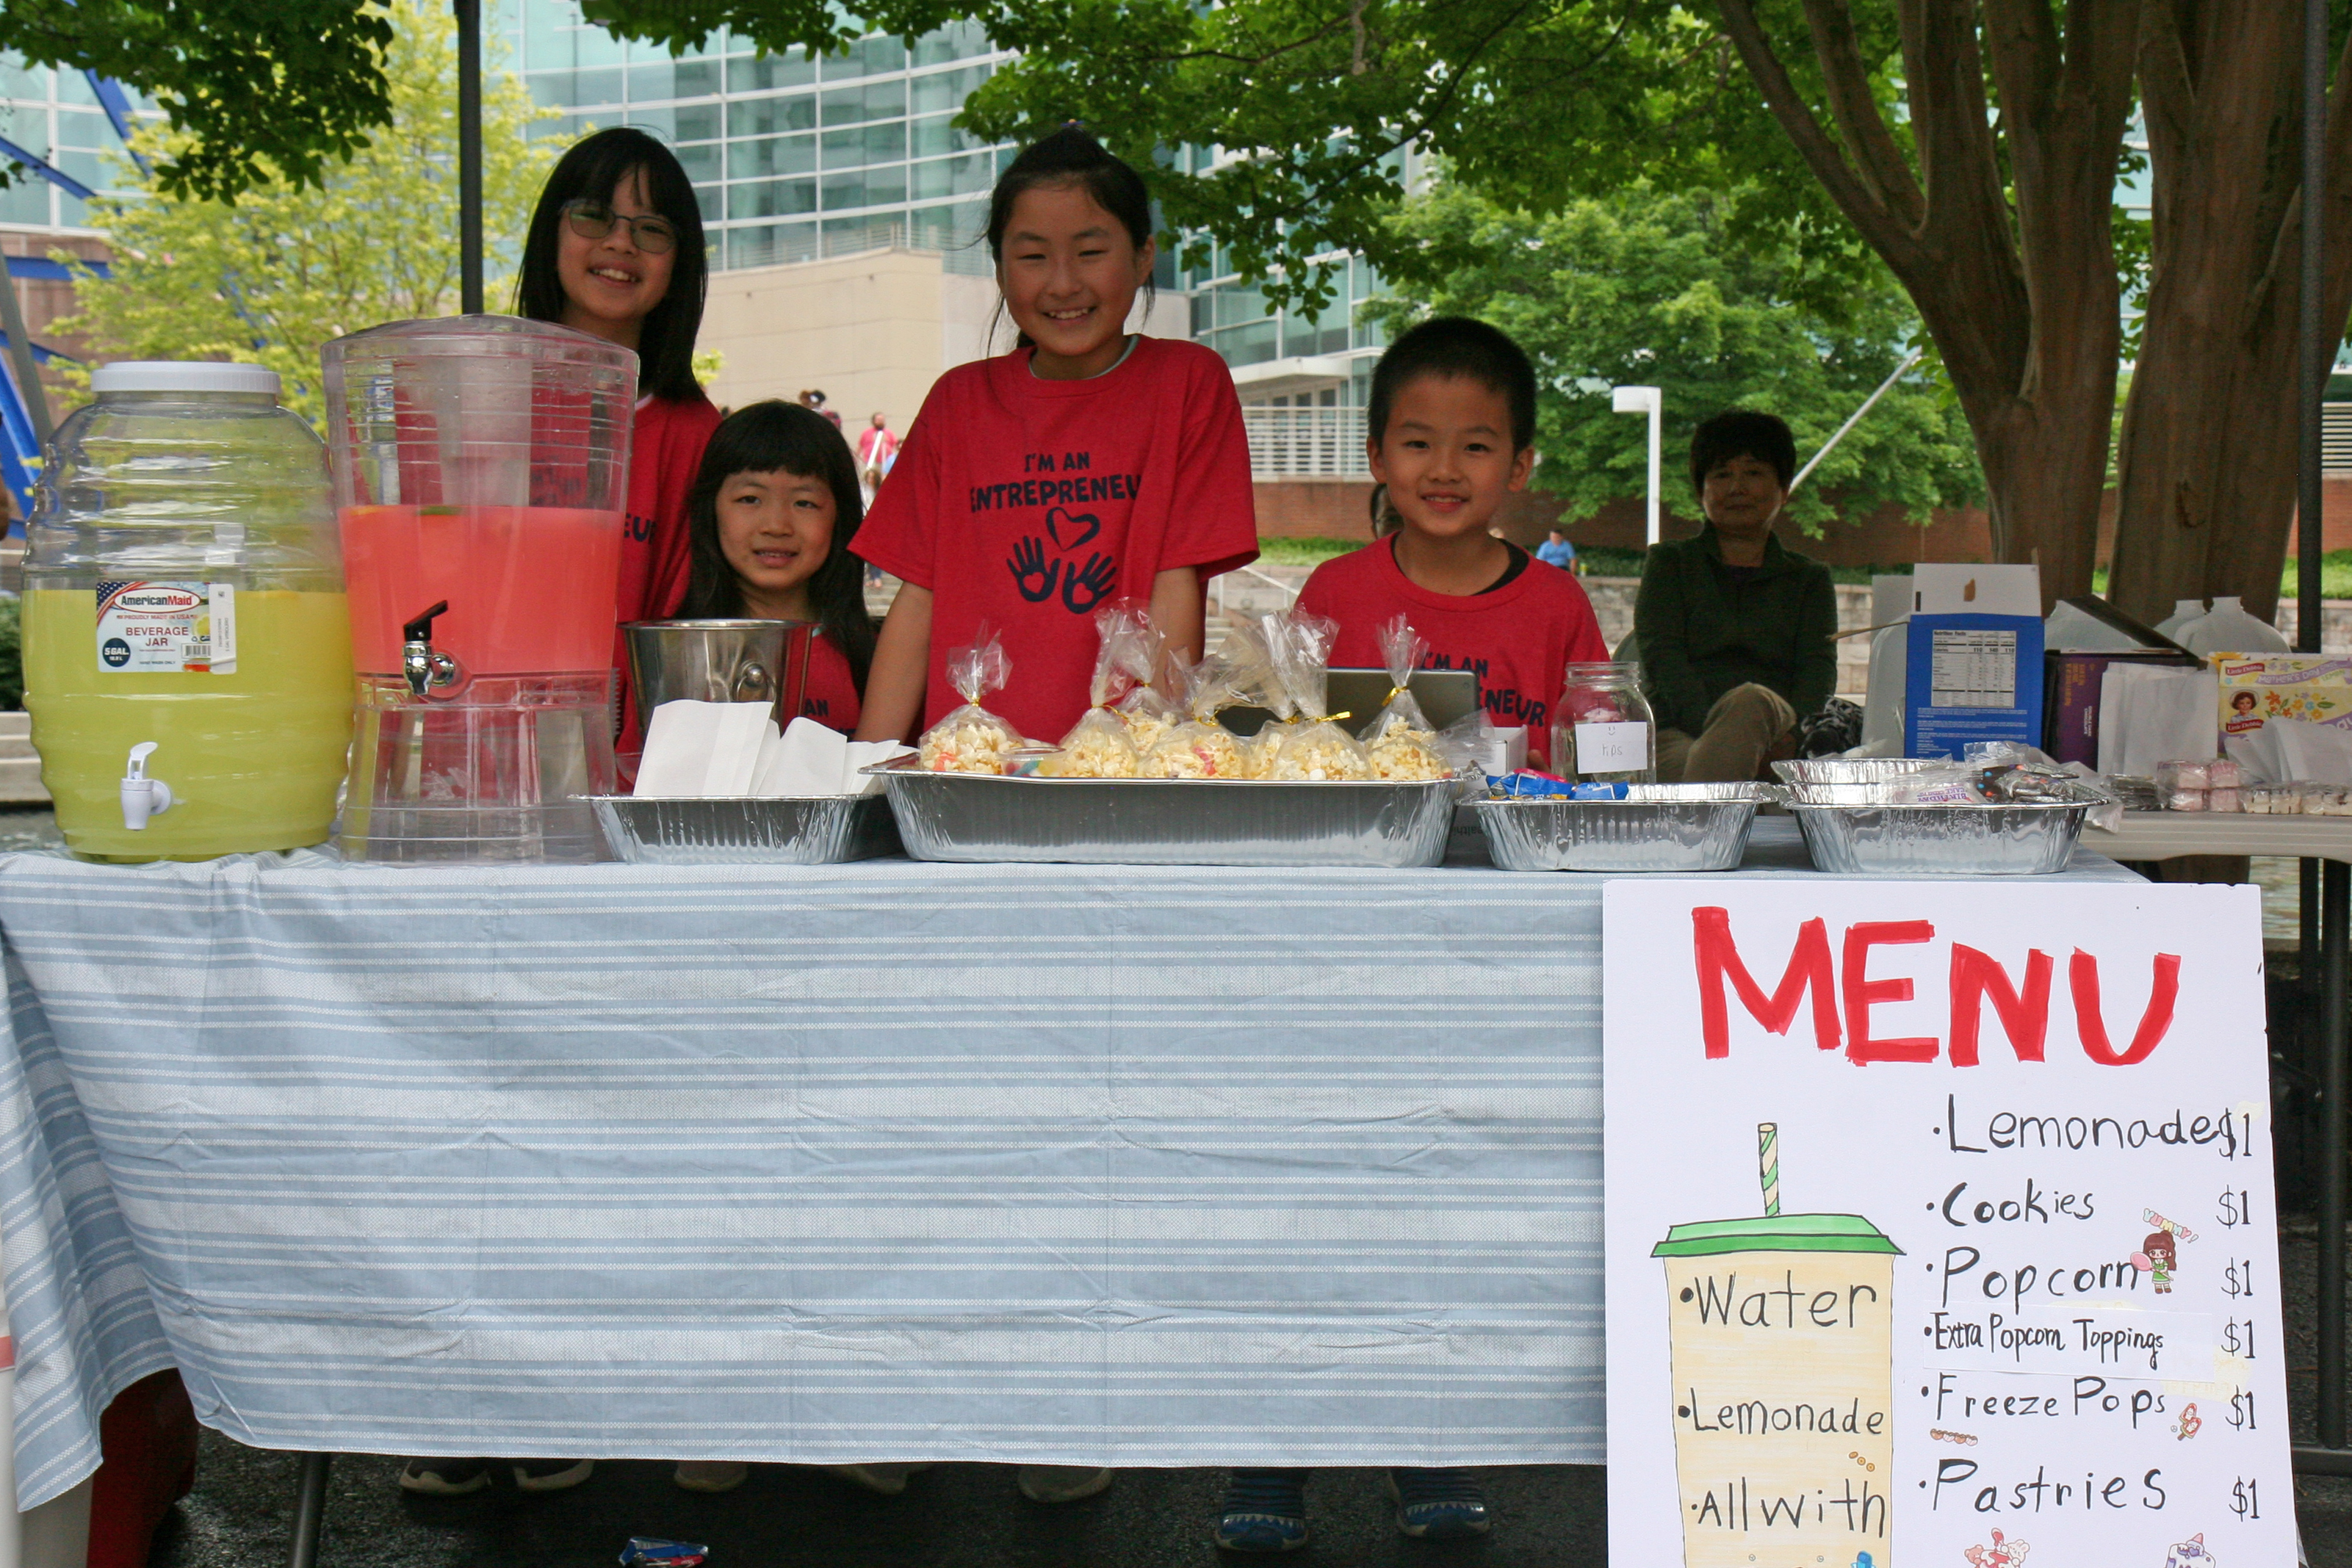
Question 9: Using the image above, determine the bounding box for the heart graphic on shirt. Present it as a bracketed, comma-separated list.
[1045, 505, 1100, 552]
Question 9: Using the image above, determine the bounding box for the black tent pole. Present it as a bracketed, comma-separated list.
[457, 0, 483, 314]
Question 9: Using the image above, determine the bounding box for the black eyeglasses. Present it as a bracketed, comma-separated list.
[560, 199, 679, 255]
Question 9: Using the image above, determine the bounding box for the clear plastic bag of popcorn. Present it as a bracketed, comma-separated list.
[1257, 607, 1371, 781]
[1360, 614, 1449, 781]
[917, 627, 1026, 773]
[1142, 656, 1252, 778]
[1043, 602, 1159, 778]
[1115, 685, 1177, 754]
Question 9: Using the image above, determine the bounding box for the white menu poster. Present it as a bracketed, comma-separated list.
[1603, 880, 2292, 1568]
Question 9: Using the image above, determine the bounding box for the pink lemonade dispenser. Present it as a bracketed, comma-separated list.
[321, 317, 636, 861]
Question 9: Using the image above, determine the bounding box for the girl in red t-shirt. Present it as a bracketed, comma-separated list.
[852, 129, 1258, 747]
[515, 128, 724, 760]
[676, 401, 878, 732]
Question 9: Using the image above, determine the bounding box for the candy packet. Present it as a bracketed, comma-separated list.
[1141, 654, 1253, 778]
[917, 626, 1026, 773]
[1258, 607, 1370, 781]
[1043, 602, 1158, 778]
[1360, 614, 1450, 781]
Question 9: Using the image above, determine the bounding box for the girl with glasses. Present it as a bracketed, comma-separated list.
[517, 126, 723, 776]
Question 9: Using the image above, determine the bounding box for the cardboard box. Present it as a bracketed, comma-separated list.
[1902, 568, 2044, 759]
[2213, 653, 2352, 740]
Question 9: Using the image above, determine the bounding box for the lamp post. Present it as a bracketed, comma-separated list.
[1612, 385, 1662, 546]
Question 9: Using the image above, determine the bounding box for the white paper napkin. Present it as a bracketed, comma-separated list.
[635, 700, 776, 796]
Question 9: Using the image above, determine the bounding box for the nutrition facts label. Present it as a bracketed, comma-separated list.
[1930, 626, 2016, 709]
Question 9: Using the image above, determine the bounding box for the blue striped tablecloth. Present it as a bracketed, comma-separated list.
[0, 822, 2137, 1506]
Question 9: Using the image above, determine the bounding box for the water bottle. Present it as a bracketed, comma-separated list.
[24, 362, 353, 860]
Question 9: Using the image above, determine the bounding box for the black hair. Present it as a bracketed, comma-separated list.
[517, 128, 709, 403]
[1689, 409, 1797, 494]
[984, 126, 1155, 349]
[678, 401, 877, 694]
[1366, 317, 1537, 453]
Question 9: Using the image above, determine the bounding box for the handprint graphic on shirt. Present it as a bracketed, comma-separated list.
[1061, 552, 1117, 614]
[1007, 535, 1061, 602]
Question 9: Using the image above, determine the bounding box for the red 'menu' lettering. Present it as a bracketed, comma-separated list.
[2071, 949, 2181, 1066]
[1947, 944, 2053, 1066]
[1692, 908, 1840, 1058]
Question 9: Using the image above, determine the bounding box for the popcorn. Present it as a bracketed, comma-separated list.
[1359, 613, 1450, 781]
[1261, 726, 1371, 781]
[1044, 603, 1158, 778]
[1367, 725, 1450, 781]
[918, 626, 1025, 773]
[1115, 686, 1176, 754]
[1042, 715, 1140, 778]
[1144, 723, 1249, 778]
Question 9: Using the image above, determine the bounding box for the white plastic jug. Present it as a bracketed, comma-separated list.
[2180, 595, 2289, 655]
[2153, 598, 2206, 642]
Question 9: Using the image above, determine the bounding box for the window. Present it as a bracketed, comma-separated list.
[734, 132, 815, 179]
[820, 79, 905, 126]
[693, 183, 721, 223]
[821, 36, 906, 78]
[915, 21, 992, 66]
[730, 178, 817, 220]
[912, 65, 986, 117]
[623, 105, 674, 139]
[909, 112, 984, 159]
[822, 121, 904, 167]
[728, 51, 815, 94]
[544, 67, 621, 106]
[822, 165, 904, 210]
[729, 95, 814, 137]
[910, 151, 991, 200]
[673, 103, 720, 141]
[674, 142, 721, 182]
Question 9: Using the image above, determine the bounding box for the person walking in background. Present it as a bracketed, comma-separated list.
[1534, 527, 1577, 572]
[856, 412, 898, 502]
[798, 389, 845, 431]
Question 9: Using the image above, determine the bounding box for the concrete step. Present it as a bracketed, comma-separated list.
[0, 754, 48, 804]
[0, 712, 27, 739]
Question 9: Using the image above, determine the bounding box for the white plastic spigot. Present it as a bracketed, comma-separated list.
[120, 742, 174, 831]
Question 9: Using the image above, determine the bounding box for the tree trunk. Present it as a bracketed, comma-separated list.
[2109, 6, 2352, 627]
[1716, 0, 2138, 610]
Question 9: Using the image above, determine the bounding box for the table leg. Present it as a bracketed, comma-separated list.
[2322, 861, 2348, 1450]
[286, 1452, 331, 1568]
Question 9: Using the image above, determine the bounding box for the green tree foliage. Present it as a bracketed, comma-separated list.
[1363, 182, 1980, 534]
[0, 0, 396, 201]
[51, 0, 559, 428]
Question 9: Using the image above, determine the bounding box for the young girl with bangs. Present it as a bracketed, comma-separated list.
[677, 400, 878, 731]
[851, 128, 1259, 749]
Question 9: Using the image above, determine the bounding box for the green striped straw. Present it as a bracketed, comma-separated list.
[1758, 1122, 1780, 1217]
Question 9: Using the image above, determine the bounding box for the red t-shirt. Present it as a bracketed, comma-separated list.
[1296, 537, 1610, 769]
[614, 392, 723, 770]
[796, 631, 862, 734]
[854, 336, 1259, 740]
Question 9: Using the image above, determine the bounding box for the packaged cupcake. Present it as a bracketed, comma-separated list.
[1257, 607, 1371, 781]
[917, 627, 1026, 774]
[1360, 614, 1451, 782]
[1042, 603, 1158, 778]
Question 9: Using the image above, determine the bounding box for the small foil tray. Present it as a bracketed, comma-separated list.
[588, 794, 901, 865]
[1476, 783, 1769, 872]
[1783, 799, 2092, 875]
[870, 757, 1457, 867]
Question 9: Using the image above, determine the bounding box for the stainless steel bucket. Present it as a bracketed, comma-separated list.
[623, 618, 817, 716]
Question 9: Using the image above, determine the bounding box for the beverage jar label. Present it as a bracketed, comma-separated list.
[1573, 719, 1648, 772]
[95, 580, 238, 673]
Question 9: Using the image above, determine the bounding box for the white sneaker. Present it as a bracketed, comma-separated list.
[674, 1461, 746, 1493]
[1018, 1465, 1115, 1503]
[825, 1463, 929, 1495]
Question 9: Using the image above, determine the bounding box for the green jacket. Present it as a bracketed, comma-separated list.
[1633, 526, 1839, 735]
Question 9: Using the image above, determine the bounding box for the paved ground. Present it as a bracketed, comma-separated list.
[0, 803, 2336, 1564]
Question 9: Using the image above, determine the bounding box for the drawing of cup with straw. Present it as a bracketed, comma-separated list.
[1651, 1124, 1903, 1567]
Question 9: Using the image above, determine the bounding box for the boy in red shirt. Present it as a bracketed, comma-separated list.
[1295, 317, 1607, 774]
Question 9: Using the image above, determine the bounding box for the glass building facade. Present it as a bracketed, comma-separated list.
[496, 0, 1016, 272]
[0, 59, 123, 233]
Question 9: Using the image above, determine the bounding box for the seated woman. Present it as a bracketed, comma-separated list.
[1634, 411, 1838, 783]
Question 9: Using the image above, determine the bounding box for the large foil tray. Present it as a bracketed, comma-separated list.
[1476, 783, 1769, 872]
[1783, 799, 2091, 875]
[588, 794, 901, 865]
[870, 758, 1457, 867]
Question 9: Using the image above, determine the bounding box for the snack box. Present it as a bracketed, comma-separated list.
[2212, 653, 2352, 740]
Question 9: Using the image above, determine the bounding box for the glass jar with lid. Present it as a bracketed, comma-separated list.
[1551, 661, 1655, 784]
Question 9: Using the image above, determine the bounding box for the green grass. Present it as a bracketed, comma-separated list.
[2278, 550, 2352, 600]
[1254, 536, 1367, 566]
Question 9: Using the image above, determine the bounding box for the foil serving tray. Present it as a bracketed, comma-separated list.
[1476, 783, 1769, 872]
[588, 794, 901, 865]
[1783, 799, 2092, 875]
[869, 757, 1457, 867]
